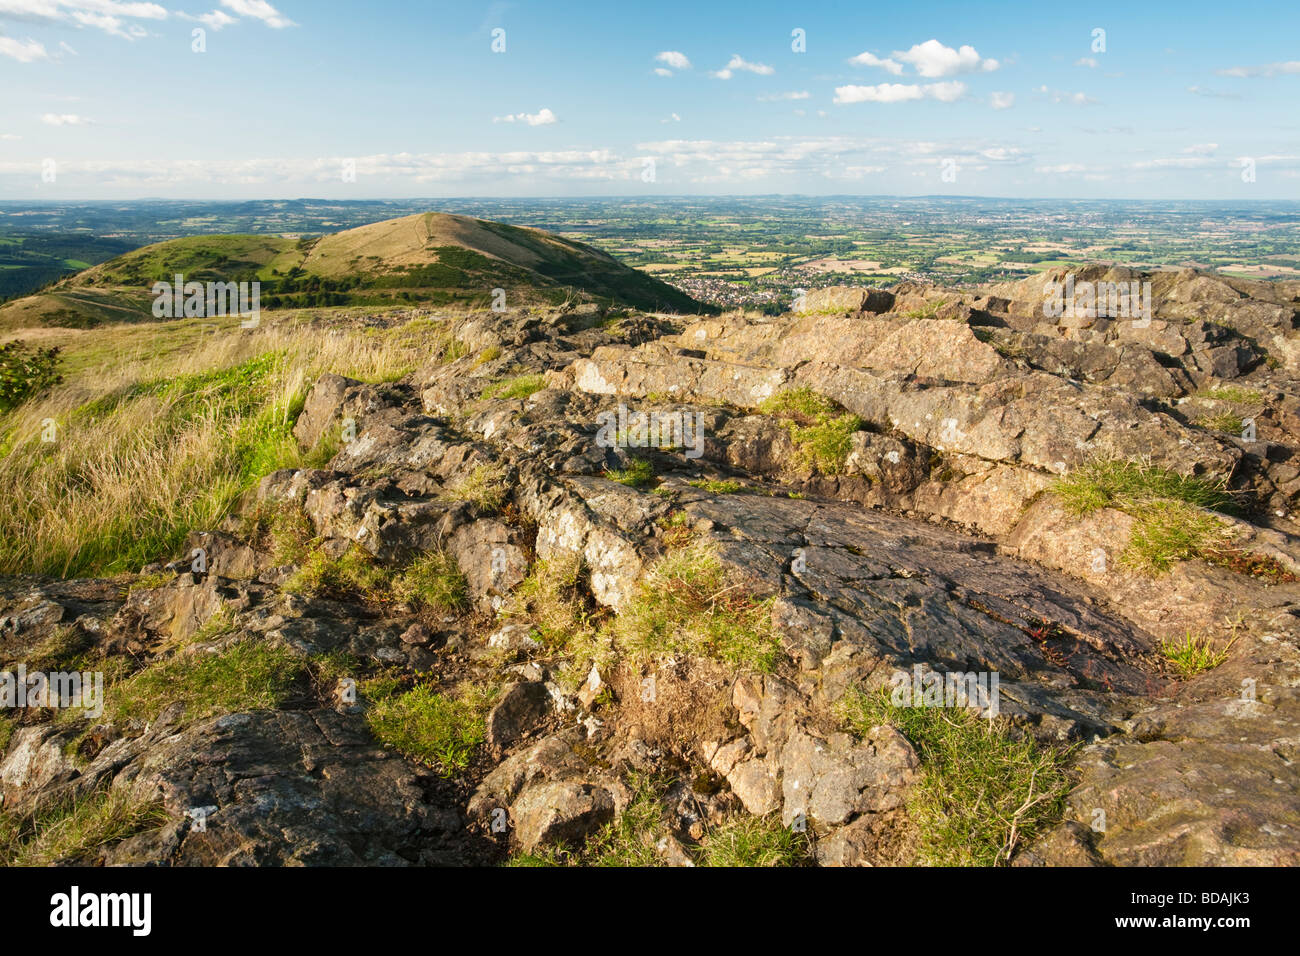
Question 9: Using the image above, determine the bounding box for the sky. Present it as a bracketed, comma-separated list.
[0, 0, 1298, 200]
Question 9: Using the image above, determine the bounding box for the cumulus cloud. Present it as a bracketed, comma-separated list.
[1183, 143, 1218, 155]
[41, 112, 91, 125]
[990, 91, 1015, 109]
[218, 0, 293, 28]
[493, 107, 558, 126]
[710, 53, 773, 79]
[654, 50, 690, 71]
[833, 81, 967, 104]
[848, 50, 903, 75]
[892, 39, 998, 77]
[0, 33, 48, 61]
[758, 90, 810, 101]
[1075, 57, 1098, 68]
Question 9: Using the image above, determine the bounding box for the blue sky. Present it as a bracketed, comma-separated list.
[1, 0, 1298, 199]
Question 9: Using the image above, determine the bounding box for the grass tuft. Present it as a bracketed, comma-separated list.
[365, 683, 491, 775]
[839, 688, 1071, 866]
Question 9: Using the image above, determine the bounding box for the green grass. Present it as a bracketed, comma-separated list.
[394, 550, 468, 613]
[604, 457, 655, 488]
[1052, 459, 1237, 516]
[440, 462, 509, 512]
[758, 387, 862, 476]
[612, 542, 779, 672]
[688, 478, 744, 494]
[1195, 412, 1246, 435]
[284, 545, 392, 601]
[480, 374, 547, 401]
[0, 787, 168, 866]
[1160, 629, 1239, 679]
[110, 638, 306, 725]
[365, 684, 491, 775]
[1122, 499, 1230, 574]
[1051, 459, 1238, 575]
[693, 815, 811, 867]
[1200, 385, 1264, 405]
[839, 688, 1072, 867]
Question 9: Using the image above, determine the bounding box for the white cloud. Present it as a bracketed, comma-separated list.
[1035, 85, 1097, 106]
[653, 67, 671, 77]
[1183, 143, 1218, 155]
[0, 33, 48, 61]
[0, 136, 1044, 192]
[758, 90, 810, 101]
[990, 91, 1015, 109]
[1187, 85, 1240, 99]
[833, 81, 966, 104]
[1216, 60, 1300, 78]
[654, 50, 690, 70]
[1075, 57, 1098, 68]
[218, 0, 293, 28]
[0, 1, 168, 41]
[1035, 163, 1088, 174]
[710, 53, 773, 79]
[924, 81, 966, 102]
[193, 9, 237, 29]
[834, 83, 922, 104]
[892, 39, 998, 78]
[41, 112, 91, 125]
[0, 133, 21, 140]
[661, 112, 681, 123]
[848, 50, 903, 75]
[493, 107, 558, 126]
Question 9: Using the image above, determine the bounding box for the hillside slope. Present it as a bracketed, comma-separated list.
[0, 213, 704, 330]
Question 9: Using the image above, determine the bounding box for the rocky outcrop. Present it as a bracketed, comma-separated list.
[4, 266, 1300, 867]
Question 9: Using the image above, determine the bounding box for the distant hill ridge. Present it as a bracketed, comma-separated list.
[0, 212, 705, 329]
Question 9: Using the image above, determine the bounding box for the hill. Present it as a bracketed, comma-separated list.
[0, 212, 705, 330]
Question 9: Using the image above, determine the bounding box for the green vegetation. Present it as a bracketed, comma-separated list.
[840, 688, 1071, 866]
[1160, 629, 1239, 679]
[1052, 459, 1242, 574]
[365, 683, 492, 775]
[0, 787, 168, 867]
[1195, 412, 1246, 435]
[109, 638, 306, 725]
[1200, 385, 1265, 405]
[612, 542, 779, 672]
[394, 551, 468, 613]
[285, 545, 392, 601]
[688, 478, 744, 494]
[440, 462, 509, 512]
[1052, 459, 1237, 515]
[1122, 499, 1229, 573]
[903, 299, 948, 319]
[604, 457, 655, 488]
[0, 340, 62, 412]
[0, 322, 421, 578]
[759, 387, 863, 475]
[480, 374, 547, 401]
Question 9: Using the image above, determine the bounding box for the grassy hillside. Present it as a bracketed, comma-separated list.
[0, 213, 704, 330]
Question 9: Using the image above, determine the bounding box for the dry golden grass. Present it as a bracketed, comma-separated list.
[0, 313, 447, 577]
